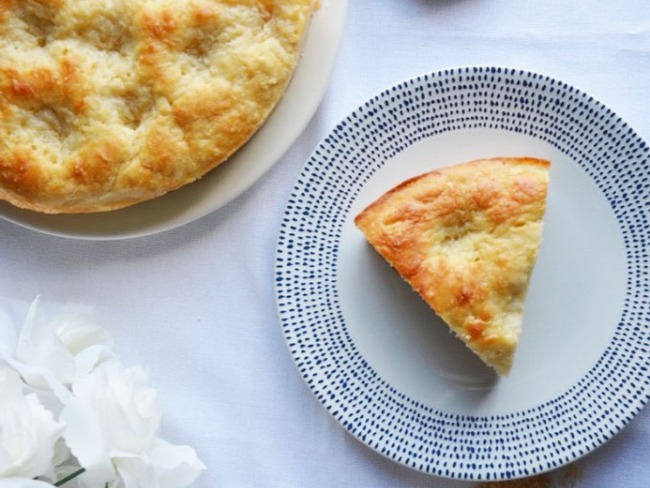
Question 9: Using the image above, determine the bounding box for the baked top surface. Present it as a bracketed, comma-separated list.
[354, 157, 550, 375]
[0, 0, 313, 213]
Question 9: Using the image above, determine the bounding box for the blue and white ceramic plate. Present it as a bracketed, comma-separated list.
[275, 67, 650, 481]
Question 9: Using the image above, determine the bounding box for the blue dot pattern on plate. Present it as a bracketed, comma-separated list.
[274, 66, 650, 481]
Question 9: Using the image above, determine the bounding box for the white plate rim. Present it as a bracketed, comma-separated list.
[275, 65, 650, 481]
[0, 0, 348, 240]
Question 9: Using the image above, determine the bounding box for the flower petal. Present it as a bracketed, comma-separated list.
[2, 355, 73, 404]
[149, 438, 205, 488]
[74, 344, 116, 379]
[73, 359, 161, 454]
[0, 478, 58, 488]
[16, 299, 74, 387]
[54, 311, 114, 356]
[0, 368, 63, 479]
[60, 396, 115, 486]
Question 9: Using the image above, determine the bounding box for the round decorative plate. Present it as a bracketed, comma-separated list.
[0, 0, 347, 240]
[275, 66, 650, 481]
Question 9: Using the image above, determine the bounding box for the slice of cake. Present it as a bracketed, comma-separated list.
[354, 157, 550, 375]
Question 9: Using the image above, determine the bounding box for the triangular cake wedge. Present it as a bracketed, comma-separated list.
[354, 157, 550, 375]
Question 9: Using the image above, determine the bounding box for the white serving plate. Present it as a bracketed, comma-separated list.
[0, 0, 348, 240]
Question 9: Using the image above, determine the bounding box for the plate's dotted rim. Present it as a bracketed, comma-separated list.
[275, 66, 650, 481]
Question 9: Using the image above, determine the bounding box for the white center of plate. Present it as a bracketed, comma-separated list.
[338, 129, 626, 416]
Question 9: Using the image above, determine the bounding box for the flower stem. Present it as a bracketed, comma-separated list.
[53, 467, 86, 486]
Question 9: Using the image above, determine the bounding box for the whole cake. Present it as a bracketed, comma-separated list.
[355, 157, 550, 375]
[0, 0, 315, 213]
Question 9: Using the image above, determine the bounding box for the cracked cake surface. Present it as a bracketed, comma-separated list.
[0, 0, 314, 213]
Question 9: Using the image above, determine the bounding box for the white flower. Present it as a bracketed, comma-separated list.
[0, 298, 204, 488]
[0, 298, 114, 394]
[0, 367, 63, 479]
[62, 359, 204, 488]
[0, 479, 57, 488]
[109, 439, 207, 488]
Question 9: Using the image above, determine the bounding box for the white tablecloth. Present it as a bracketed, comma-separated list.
[2, 1, 650, 486]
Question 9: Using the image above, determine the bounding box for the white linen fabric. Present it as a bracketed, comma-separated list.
[2, 1, 650, 487]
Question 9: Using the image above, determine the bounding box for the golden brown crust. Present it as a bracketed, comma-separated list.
[0, 0, 314, 213]
[355, 157, 550, 375]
